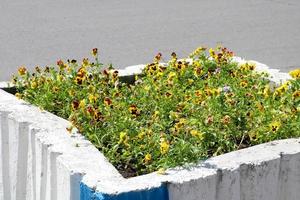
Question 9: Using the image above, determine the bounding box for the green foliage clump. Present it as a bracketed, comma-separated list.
[13, 47, 300, 177]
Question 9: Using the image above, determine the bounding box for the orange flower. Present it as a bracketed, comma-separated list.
[18, 66, 27, 76]
[104, 97, 112, 106]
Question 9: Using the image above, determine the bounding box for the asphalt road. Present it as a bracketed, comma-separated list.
[1, 0, 300, 81]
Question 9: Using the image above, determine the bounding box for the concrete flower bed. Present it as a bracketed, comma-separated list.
[0, 57, 300, 200]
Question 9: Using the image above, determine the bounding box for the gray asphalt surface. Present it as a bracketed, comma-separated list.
[1, 0, 300, 81]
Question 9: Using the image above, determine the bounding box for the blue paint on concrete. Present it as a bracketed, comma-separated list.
[80, 182, 169, 200]
[80, 182, 96, 200]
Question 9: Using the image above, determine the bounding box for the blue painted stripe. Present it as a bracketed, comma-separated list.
[80, 182, 169, 200]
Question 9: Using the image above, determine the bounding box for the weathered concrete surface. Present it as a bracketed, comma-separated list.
[1, 0, 300, 81]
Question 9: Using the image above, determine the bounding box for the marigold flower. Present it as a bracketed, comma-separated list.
[289, 69, 300, 79]
[18, 66, 27, 76]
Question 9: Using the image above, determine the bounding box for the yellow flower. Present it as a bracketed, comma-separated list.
[289, 69, 300, 79]
[189, 46, 206, 58]
[188, 79, 194, 84]
[209, 48, 215, 57]
[82, 58, 90, 67]
[263, 85, 270, 98]
[239, 62, 256, 71]
[15, 93, 22, 99]
[249, 131, 258, 141]
[274, 81, 290, 96]
[168, 72, 177, 80]
[255, 101, 265, 112]
[292, 90, 300, 99]
[119, 131, 129, 146]
[52, 86, 59, 93]
[30, 81, 38, 89]
[144, 153, 152, 164]
[128, 104, 140, 117]
[240, 80, 248, 88]
[190, 130, 204, 140]
[270, 121, 281, 132]
[18, 66, 27, 76]
[174, 118, 186, 130]
[157, 168, 166, 175]
[79, 99, 86, 109]
[160, 138, 170, 154]
[69, 90, 75, 96]
[138, 131, 145, 139]
[88, 94, 98, 103]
